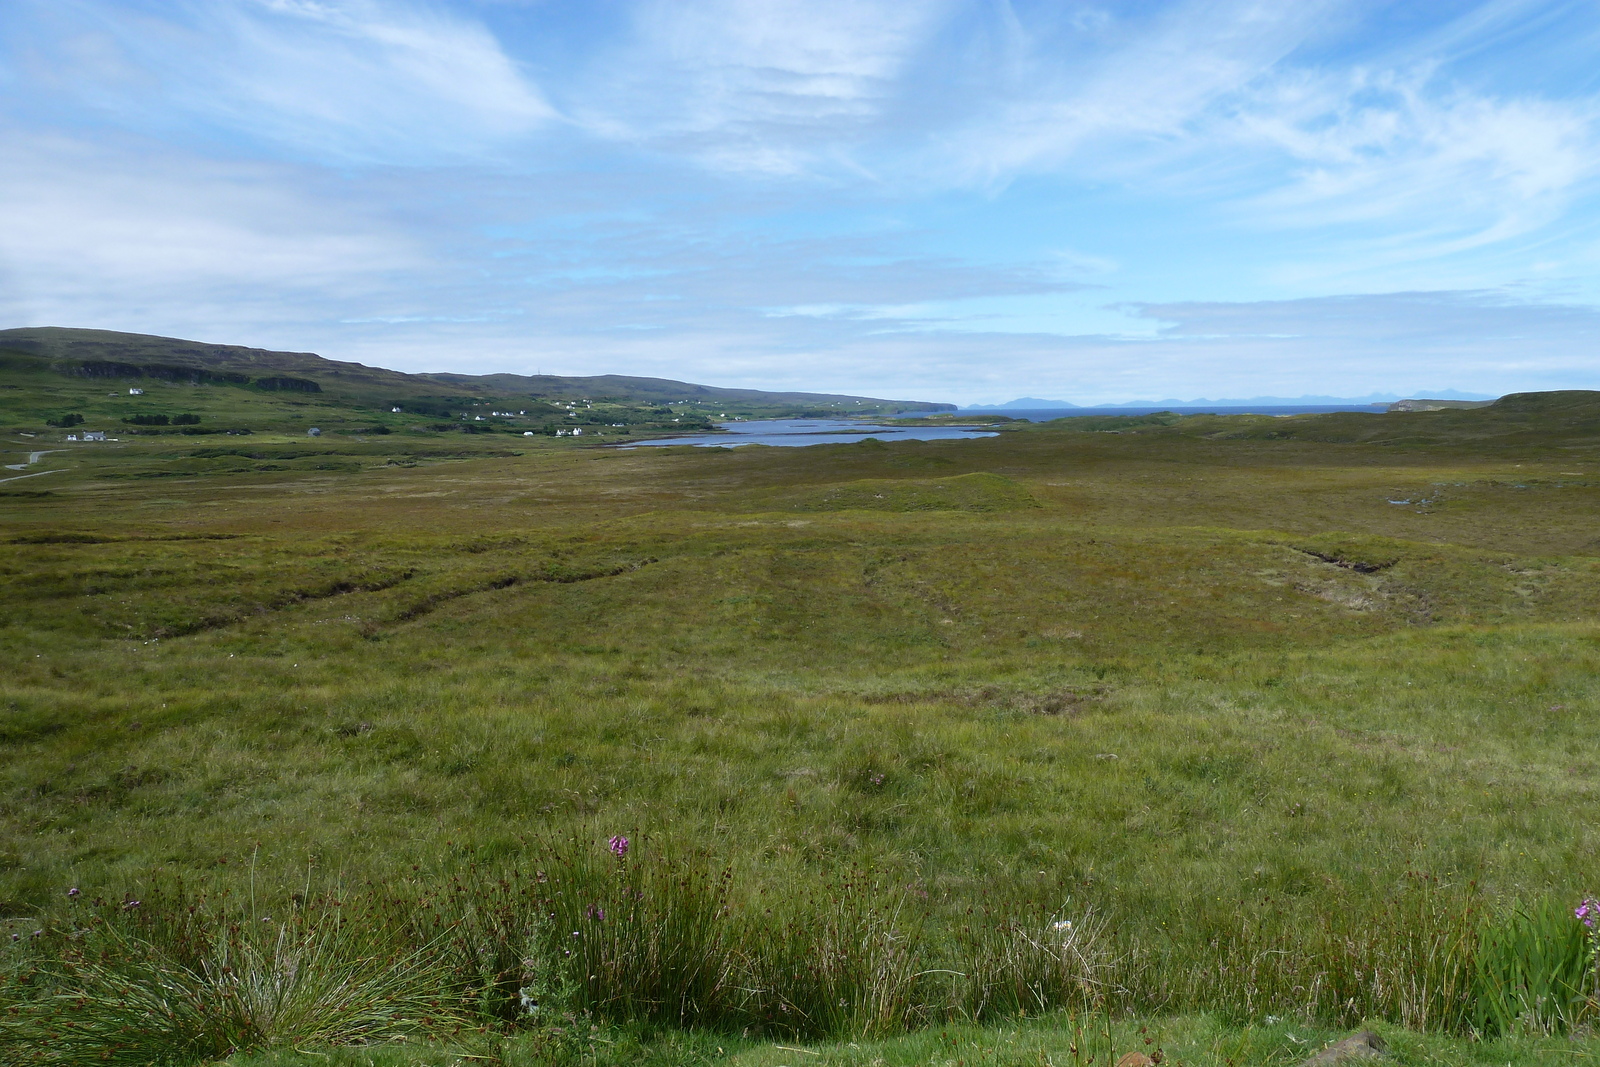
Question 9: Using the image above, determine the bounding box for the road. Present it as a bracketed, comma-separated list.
[1, 447, 67, 484]
[5, 449, 65, 470]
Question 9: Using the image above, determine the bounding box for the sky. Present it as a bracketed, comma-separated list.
[2, 1, 1599, 405]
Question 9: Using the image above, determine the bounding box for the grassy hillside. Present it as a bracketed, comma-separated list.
[0, 327, 456, 398]
[0, 329, 949, 434]
[3, 395, 1600, 1064]
[422, 370, 951, 414]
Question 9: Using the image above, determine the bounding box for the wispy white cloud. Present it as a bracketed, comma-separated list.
[908, 0, 1600, 268]
[929, 0, 1348, 184]
[572, 0, 952, 174]
[0, 128, 424, 337]
[552, 0, 1600, 280]
[1222, 66, 1600, 254]
[12, 0, 555, 163]
[222, 0, 555, 157]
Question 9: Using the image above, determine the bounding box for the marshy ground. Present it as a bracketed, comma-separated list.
[4, 395, 1600, 1065]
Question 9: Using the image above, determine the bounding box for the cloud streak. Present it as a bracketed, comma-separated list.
[10, 0, 555, 163]
[566, 0, 953, 175]
[0, 128, 424, 336]
[1223, 66, 1600, 259]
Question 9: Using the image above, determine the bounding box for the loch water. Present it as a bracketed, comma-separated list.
[623, 417, 1001, 449]
[947, 404, 1389, 421]
[623, 404, 1390, 449]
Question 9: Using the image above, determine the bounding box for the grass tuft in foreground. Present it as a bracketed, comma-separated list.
[1, 887, 470, 1065]
[5, 838, 1598, 1064]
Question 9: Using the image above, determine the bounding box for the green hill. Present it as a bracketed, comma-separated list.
[421, 370, 949, 412]
[0, 328, 950, 425]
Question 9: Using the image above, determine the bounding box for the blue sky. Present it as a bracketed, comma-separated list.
[2, 0, 1599, 404]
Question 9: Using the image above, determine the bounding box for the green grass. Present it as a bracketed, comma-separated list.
[1473, 898, 1592, 1036]
[5, 391, 1600, 1061]
[212, 1016, 1587, 1067]
[3, 892, 469, 1065]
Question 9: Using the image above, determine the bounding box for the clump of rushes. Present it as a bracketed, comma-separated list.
[0, 885, 469, 1065]
[523, 833, 735, 1029]
[736, 869, 927, 1036]
[411, 836, 933, 1038]
[946, 909, 1116, 1022]
[7, 849, 1597, 1062]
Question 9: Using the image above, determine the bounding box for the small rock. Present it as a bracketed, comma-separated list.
[1301, 1030, 1387, 1066]
[1116, 1054, 1154, 1067]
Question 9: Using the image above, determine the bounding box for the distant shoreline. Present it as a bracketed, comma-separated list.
[914, 403, 1390, 421]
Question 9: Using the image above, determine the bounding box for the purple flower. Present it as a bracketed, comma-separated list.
[586, 904, 606, 922]
[1577, 898, 1599, 928]
[608, 835, 629, 858]
[122, 900, 140, 911]
[66, 887, 79, 898]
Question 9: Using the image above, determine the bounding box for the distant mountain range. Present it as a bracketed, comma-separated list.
[966, 390, 1497, 410]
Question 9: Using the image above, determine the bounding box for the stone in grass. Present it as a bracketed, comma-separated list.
[1300, 1030, 1388, 1066]
[1115, 1054, 1155, 1067]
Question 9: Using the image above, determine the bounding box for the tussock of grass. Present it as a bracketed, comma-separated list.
[7, 838, 1592, 1063]
[2, 892, 470, 1064]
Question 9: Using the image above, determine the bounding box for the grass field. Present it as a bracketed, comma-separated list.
[4, 393, 1600, 1064]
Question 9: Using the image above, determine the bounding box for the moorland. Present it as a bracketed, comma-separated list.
[3, 334, 1600, 1066]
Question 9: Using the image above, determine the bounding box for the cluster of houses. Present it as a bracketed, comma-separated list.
[60, 387, 149, 440]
